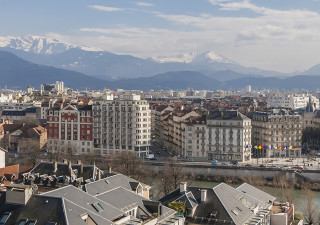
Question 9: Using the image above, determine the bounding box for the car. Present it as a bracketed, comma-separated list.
[232, 164, 239, 167]
[293, 166, 303, 170]
[245, 164, 253, 167]
[259, 164, 266, 168]
[148, 158, 157, 160]
[212, 159, 218, 163]
[220, 163, 228, 166]
[211, 163, 219, 166]
[162, 147, 167, 151]
[156, 151, 160, 155]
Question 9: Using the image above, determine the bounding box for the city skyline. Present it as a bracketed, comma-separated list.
[2, 0, 320, 73]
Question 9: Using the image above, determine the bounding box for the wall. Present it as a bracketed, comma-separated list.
[147, 162, 320, 183]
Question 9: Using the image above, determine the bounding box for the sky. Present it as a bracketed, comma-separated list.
[1, 0, 320, 73]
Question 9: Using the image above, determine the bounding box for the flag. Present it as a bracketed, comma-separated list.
[258, 145, 262, 149]
[279, 146, 282, 150]
[274, 146, 278, 150]
[245, 145, 248, 148]
[295, 146, 298, 150]
[289, 146, 292, 150]
[284, 146, 287, 150]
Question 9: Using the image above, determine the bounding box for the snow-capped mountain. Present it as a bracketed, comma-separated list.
[0, 35, 99, 55]
[0, 35, 285, 80]
[152, 50, 233, 64]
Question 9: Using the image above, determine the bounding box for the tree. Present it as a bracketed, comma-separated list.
[27, 141, 42, 166]
[108, 151, 153, 185]
[302, 183, 316, 224]
[158, 158, 192, 196]
[169, 202, 186, 213]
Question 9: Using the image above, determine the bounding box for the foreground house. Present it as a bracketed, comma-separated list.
[159, 182, 294, 225]
[0, 162, 184, 225]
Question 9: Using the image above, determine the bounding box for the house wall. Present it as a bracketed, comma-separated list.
[0, 150, 5, 168]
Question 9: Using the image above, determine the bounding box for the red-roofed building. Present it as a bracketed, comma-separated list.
[0, 164, 32, 187]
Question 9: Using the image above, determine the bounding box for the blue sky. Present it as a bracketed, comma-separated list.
[2, 0, 320, 73]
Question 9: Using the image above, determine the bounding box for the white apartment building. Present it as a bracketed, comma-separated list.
[182, 110, 251, 162]
[267, 93, 319, 110]
[93, 94, 151, 157]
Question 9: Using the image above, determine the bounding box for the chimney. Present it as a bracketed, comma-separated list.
[80, 163, 84, 174]
[68, 161, 72, 170]
[97, 170, 101, 180]
[108, 166, 112, 173]
[201, 189, 207, 202]
[53, 161, 58, 172]
[180, 182, 187, 193]
[6, 184, 33, 205]
[77, 160, 83, 174]
[63, 159, 68, 164]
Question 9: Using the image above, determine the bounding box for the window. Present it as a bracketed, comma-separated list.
[92, 203, 104, 212]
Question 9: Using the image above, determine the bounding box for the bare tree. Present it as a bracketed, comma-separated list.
[20, 116, 41, 126]
[158, 158, 192, 196]
[27, 141, 42, 166]
[302, 183, 316, 224]
[108, 151, 153, 185]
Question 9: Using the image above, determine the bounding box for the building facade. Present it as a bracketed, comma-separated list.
[205, 111, 251, 161]
[251, 110, 302, 158]
[47, 104, 93, 155]
[92, 94, 151, 157]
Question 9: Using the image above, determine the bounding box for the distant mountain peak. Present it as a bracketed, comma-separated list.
[151, 50, 233, 64]
[0, 35, 101, 55]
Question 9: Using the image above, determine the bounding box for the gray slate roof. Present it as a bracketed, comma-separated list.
[207, 110, 249, 121]
[236, 183, 276, 205]
[85, 173, 149, 196]
[42, 185, 124, 221]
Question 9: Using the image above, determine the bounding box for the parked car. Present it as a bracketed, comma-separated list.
[211, 163, 219, 166]
[220, 163, 228, 166]
[212, 159, 218, 163]
[245, 164, 252, 167]
[149, 158, 157, 161]
[293, 166, 303, 170]
[259, 164, 266, 168]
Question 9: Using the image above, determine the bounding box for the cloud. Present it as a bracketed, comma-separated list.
[47, 1, 320, 73]
[89, 5, 124, 12]
[136, 2, 154, 7]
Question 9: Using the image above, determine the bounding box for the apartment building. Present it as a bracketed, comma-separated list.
[92, 94, 151, 157]
[205, 110, 251, 161]
[267, 93, 319, 110]
[47, 104, 93, 155]
[251, 109, 302, 158]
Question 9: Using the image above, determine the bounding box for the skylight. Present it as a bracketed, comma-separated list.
[28, 220, 37, 225]
[18, 219, 28, 225]
[231, 210, 239, 216]
[0, 213, 10, 224]
[92, 202, 104, 212]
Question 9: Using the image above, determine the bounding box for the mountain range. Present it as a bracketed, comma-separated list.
[0, 35, 284, 80]
[1, 35, 320, 91]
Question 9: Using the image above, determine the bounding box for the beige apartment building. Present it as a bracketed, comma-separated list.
[251, 110, 302, 158]
[154, 108, 251, 162]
